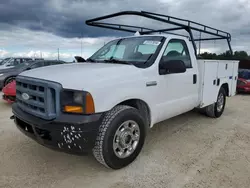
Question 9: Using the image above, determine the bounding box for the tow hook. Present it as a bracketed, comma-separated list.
[10, 115, 14, 120]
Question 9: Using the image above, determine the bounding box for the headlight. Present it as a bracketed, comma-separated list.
[73, 92, 84, 104]
[61, 90, 95, 114]
[0, 73, 4, 77]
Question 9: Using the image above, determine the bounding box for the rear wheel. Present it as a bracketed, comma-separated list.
[93, 105, 146, 169]
[205, 87, 226, 118]
[4, 77, 15, 86]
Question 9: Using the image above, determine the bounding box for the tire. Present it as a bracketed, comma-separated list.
[4, 77, 15, 86]
[205, 87, 226, 118]
[93, 105, 146, 169]
[198, 108, 206, 115]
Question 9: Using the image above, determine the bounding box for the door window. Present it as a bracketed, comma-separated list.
[161, 39, 192, 68]
[8, 59, 21, 66]
[23, 58, 32, 62]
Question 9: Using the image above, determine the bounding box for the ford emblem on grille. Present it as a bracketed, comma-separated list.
[22, 93, 30, 100]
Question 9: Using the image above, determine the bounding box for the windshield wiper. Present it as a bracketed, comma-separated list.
[144, 54, 154, 64]
[104, 58, 132, 65]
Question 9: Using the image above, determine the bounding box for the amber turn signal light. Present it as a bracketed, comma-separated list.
[85, 92, 95, 114]
[64, 106, 83, 113]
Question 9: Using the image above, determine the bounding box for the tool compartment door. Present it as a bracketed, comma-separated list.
[201, 61, 219, 107]
[218, 62, 234, 78]
[230, 61, 239, 96]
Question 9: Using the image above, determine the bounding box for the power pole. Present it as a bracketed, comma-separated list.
[57, 48, 59, 60]
[81, 39, 83, 57]
[81, 32, 83, 57]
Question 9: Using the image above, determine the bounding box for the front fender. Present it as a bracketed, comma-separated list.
[94, 89, 153, 112]
[90, 84, 158, 126]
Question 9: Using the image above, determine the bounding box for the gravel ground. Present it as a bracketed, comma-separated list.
[1, 94, 250, 188]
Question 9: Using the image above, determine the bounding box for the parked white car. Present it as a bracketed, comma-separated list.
[11, 11, 239, 169]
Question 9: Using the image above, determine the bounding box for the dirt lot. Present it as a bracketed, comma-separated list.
[0, 94, 250, 188]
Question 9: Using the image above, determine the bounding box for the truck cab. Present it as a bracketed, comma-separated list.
[11, 11, 239, 169]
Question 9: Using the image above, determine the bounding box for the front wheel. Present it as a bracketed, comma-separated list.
[205, 87, 226, 118]
[93, 105, 146, 169]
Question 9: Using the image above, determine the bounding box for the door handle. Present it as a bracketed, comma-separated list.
[193, 74, 197, 84]
[217, 78, 220, 86]
[146, 81, 157, 87]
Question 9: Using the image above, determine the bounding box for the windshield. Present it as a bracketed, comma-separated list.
[239, 69, 250, 80]
[89, 36, 164, 68]
[0, 58, 10, 65]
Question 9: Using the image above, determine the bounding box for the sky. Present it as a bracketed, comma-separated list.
[0, 0, 250, 61]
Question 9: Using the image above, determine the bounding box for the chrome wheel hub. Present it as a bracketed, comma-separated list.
[113, 120, 140, 159]
[217, 93, 224, 112]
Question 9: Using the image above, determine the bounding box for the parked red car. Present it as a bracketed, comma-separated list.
[237, 78, 250, 93]
[2, 80, 16, 103]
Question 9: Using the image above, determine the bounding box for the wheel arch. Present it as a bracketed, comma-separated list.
[221, 82, 229, 96]
[116, 98, 152, 128]
[4, 75, 16, 86]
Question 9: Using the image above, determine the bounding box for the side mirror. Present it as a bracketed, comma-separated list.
[26, 67, 31, 71]
[159, 60, 186, 74]
[74, 56, 86, 62]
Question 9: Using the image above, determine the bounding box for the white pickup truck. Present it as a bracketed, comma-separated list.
[12, 11, 239, 169]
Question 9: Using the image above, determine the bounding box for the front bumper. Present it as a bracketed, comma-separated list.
[12, 103, 103, 154]
[237, 86, 250, 93]
[3, 94, 15, 103]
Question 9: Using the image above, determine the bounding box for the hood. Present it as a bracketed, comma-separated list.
[0, 65, 14, 70]
[19, 63, 142, 90]
[3, 80, 16, 89]
[2, 80, 16, 95]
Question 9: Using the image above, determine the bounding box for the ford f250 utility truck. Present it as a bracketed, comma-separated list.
[11, 11, 239, 169]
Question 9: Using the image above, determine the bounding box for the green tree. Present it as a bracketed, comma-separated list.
[234, 51, 248, 60]
[199, 50, 249, 60]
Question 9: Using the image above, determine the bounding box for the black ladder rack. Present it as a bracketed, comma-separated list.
[86, 11, 233, 56]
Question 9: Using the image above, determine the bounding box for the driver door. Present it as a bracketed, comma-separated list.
[156, 39, 199, 122]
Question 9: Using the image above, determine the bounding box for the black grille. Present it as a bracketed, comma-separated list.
[16, 77, 60, 120]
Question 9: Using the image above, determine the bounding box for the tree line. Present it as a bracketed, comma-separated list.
[198, 51, 249, 60]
